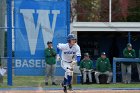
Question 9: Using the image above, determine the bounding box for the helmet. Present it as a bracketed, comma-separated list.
[127, 43, 132, 48]
[101, 52, 106, 55]
[67, 34, 77, 42]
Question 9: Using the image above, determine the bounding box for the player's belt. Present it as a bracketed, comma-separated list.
[62, 60, 72, 63]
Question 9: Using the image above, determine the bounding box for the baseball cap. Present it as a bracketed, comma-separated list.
[101, 52, 106, 55]
[127, 43, 132, 48]
[47, 41, 52, 45]
[84, 53, 89, 56]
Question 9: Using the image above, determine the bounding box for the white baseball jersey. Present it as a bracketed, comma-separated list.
[57, 43, 81, 62]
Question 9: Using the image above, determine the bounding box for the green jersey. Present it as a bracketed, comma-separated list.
[80, 59, 93, 70]
[44, 48, 56, 65]
[96, 57, 111, 72]
[123, 48, 136, 65]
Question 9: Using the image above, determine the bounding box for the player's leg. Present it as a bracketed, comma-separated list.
[63, 72, 68, 93]
[61, 61, 69, 85]
[83, 71, 87, 83]
[88, 71, 92, 83]
[45, 64, 51, 85]
[67, 69, 73, 90]
[127, 65, 131, 83]
[51, 64, 57, 85]
[137, 63, 140, 80]
[95, 71, 100, 84]
[62, 62, 73, 90]
[0, 74, 3, 84]
[121, 63, 127, 83]
[63, 62, 74, 91]
[61, 61, 71, 93]
[61, 69, 73, 92]
[104, 71, 112, 84]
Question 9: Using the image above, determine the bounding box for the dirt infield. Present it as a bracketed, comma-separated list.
[0, 90, 140, 93]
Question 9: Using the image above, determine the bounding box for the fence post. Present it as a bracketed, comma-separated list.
[128, 32, 131, 43]
[67, 0, 70, 35]
[7, 0, 12, 86]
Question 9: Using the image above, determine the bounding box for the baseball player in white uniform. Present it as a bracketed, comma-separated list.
[57, 34, 81, 93]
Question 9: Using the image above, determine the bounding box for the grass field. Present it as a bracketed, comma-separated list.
[0, 76, 140, 89]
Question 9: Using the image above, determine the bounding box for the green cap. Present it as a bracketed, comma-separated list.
[127, 43, 132, 48]
[101, 52, 106, 55]
[84, 53, 89, 56]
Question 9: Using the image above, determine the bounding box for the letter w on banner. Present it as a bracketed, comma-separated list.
[14, 0, 68, 76]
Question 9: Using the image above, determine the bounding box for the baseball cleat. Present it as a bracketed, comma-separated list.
[63, 86, 67, 93]
[68, 84, 72, 91]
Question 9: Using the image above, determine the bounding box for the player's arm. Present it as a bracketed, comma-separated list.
[132, 49, 136, 58]
[76, 44, 81, 64]
[57, 43, 66, 51]
[96, 58, 100, 71]
[57, 47, 60, 55]
[56, 43, 66, 60]
[56, 44, 61, 61]
[71, 45, 81, 66]
[77, 56, 81, 62]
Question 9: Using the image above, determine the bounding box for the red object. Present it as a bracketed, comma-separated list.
[119, 0, 128, 19]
